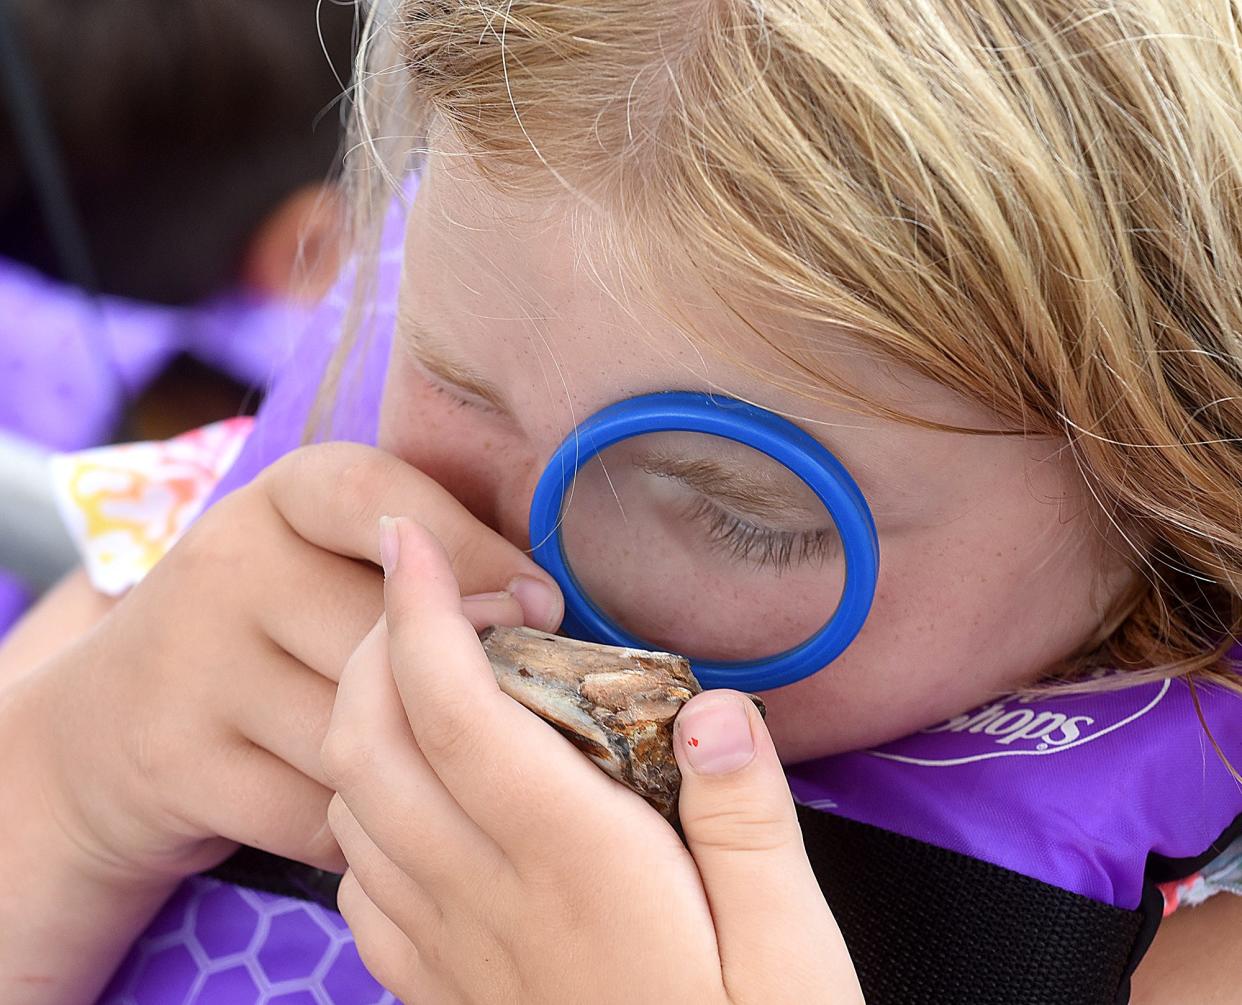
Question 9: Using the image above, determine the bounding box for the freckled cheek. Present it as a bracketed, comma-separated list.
[758, 550, 1029, 752]
[857, 534, 1098, 699]
[378, 387, 537, 535]
[759, 516, 1109, 759]
[862, 539, 1033, 656]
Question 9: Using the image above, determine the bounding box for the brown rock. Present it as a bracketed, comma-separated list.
[480, 626, 764, 821]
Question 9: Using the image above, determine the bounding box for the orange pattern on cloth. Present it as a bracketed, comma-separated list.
[50, 418, 253, 596]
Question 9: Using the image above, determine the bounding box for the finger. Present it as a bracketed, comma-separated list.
[461, 590, 525, 631]
[338, 873, 470, 1005]
[673, 692, 861, 1000]
[256, 543, 383, 682]
[263, 444, 563, 630]
[337, 868, 425, 999]
[258, 544, 526, 684]
[178, 487, 384, 683]
[329, 793, 442, 937]
[379, 517, 612, 843]
[196, 741, 345, 873]
[322, 619, 509, 886]
[230, 647, 337, 785]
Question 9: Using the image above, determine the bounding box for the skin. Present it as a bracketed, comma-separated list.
[378, 145, 1139, 762]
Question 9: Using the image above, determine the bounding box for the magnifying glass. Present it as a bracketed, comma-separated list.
[529, 391, 879, 691]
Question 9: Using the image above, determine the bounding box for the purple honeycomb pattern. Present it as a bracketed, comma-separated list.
[97, 875, 400, 1004]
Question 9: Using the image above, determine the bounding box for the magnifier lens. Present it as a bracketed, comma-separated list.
[557, 431, 845, 663]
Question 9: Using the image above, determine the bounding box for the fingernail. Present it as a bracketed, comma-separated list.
[461, 590, 522, 628]
[506, 575, 563, 633]
[677, 696, 756, 775]
[379, 516, 400, 578]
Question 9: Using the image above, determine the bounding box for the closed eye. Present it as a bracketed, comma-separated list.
[397, 304, 511, 415]
[409, 356, 499, 413]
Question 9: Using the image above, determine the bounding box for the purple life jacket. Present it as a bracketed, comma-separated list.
[97, 874, 396, 1005]
[788, 670, 1242, 912]
[788, 668, 1242, 1003]
[98, 178, 1242, 1005]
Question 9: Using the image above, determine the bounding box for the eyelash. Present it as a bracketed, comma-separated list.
[419, 369, 491, 413]
[684, 497, 838, 572]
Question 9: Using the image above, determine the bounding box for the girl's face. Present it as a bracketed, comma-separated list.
[378, 149, 1136, 763]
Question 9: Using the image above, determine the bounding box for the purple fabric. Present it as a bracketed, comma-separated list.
[97, 875, 396, 1005]
[0, 569, 31, 637]
[0, 253, 309, 632]
[0, 255, 308, 452]
[788, 657, 1242, 909]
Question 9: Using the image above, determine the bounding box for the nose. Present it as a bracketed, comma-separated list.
[494, 468, 537, 556]
[412, 433, 541, 556]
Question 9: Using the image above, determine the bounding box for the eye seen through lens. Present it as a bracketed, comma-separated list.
[558, 431, 846, 662]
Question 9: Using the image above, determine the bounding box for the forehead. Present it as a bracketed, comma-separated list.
[409, 149, 1006, 437]
[400, 156, 1083, 537]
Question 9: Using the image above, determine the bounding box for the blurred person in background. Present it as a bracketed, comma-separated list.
[0, 0, 357, 633]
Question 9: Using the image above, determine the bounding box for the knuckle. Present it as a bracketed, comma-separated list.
[324, 792, 350, 836]
[335, 867, 365, 918]
[439, 529, 481, 579]
[266, 441, 357, 481]
[336, 874, 393, 977]
[320, 729, 378, 789]
[333, 450, 383, 510]
[335, 450, 406, 530]
[684, 803, 793, 854]
[353, 939, 406, 997]
[412, 705, 482, 765]
[342, 882, 426, 1000]
[260, 444, 320, 497]
[270, 441, 390, 514]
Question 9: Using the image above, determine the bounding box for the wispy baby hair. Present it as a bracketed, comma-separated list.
[341, 0, 1242, 689]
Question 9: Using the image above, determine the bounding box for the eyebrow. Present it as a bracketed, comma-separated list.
[634, 452, 825, 524]
[397, 307, 510, 412]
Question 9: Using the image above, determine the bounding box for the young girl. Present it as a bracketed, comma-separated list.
[2, 0, 1241, 1002]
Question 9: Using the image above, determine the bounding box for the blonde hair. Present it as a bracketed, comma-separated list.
[336, 0, 1242, 690]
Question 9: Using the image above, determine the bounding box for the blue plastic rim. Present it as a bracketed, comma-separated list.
[528, 391, 879, 691]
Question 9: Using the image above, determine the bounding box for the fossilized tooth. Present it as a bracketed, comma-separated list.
[480, 626, 765, 821]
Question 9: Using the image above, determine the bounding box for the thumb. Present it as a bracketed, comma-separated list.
[673, 691, 861, 1001]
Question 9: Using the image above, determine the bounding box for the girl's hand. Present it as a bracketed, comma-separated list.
[19, 444, 562, 888]
[323, 517, 864, 1004]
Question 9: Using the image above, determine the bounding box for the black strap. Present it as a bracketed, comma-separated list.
[795, 806, 1157, 1005]
[205, 846, 342, 908]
